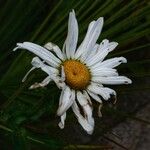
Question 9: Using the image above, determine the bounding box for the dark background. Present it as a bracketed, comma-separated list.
[0, 0, 149, 149]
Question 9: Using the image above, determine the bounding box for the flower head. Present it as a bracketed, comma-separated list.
[13, 10, 132, 134]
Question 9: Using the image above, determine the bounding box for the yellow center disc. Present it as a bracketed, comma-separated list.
[63, 60, 91, 90]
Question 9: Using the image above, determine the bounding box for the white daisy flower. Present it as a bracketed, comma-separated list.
[13, 10, 132, 134]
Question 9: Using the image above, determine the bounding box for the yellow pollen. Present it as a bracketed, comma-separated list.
[63, 60, 91, 90]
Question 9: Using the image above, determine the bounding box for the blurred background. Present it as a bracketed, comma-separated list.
[0, 0, 149, 149]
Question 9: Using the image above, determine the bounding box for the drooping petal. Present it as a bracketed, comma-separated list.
[58, 90, 67, 129]
[72, 101, 94, 134]
[65, 10, 78, 59]
[58, 112, 66, 129]
[31, 57, 59, 74]
[24, 42, 61, 64]
[14, 42, 61, 67]
[87, 90, 102, 103]
[77, 91, 94, 127]
[57, 87, 74, 116]
[75, 17, 103, 59]
[29, 76, 52, 89]
[30, 57, 65, 89]
[98, 103, 103, 117]
[22, 66, 36, 82]
[83, 90, 92, 105]
[92, 76, 132, 85]
[25, 56, 60, 88]
[44, 42, 65, 60]
[88, 83, 116, 100]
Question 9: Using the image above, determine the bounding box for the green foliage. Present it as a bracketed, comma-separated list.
[0, 0, 149, 149]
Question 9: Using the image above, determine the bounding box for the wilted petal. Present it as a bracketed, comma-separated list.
[72, 101, 94, 134]
[98, 103, 103, 117]
[22, 66, 36, 82]
[87, 90, 102, 103]
[57, 87, 74, 116]
[77, 91, 94, 127]
[88, 83, 116, 100]
[30, 57, 65, 89]
[83, 90, 92, 105]
[31, 57, 59, 75]
[44, 42, 65, 60]
[29, 76, 51, 89]
[14, 42, 61, 67]
[58, 112, 66, 129]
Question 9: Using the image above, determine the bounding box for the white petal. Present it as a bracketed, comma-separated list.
[53, 77, 66, 89]
[31, 57, 59, 74]
[65, 10, 78, 59]
[97, 57, 127, 68]
[77, 91, 94, 127]
[86, 49, 108, 67]
[57, 87, 74, 116]
[98, 40, 118, 53]
[98, 103, 103, 117]
[87, 90, 102, 103]
[88, 83, 116, 100]
[22, 66, 36, 82]
[86, 41, 118, 67]
[75, 17, 103, 59]
[86, 40, 118, 67]
[77, 91, 88, 106]
[58, 87, 65, 106]
[24, 42, 61, 63]
[75, 21, 95, 59]
[98, 39, 109, 50]
[81, 44, 99, 62]
[91, 67, 118, 76]
[86, 51, 108, 67]
[92, 76, 132, 85]
[83, 90, 92, 105]
[62, 39, 66, 54]
[72, 101, 94, 134]
[83, 17, 104, 53]
[71, 90, 76, 104]
[61, 66, 65, 82]
[58, 112, 66, 129]
[30, 57, 65, 89]
[85, 40, 108, 66]
[44, 42, 65, 60]
[107, 42, 118, 52]
[91, 57, 126, 70]
[29, 76, 52, 89]
[14, 42, 61, 67]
